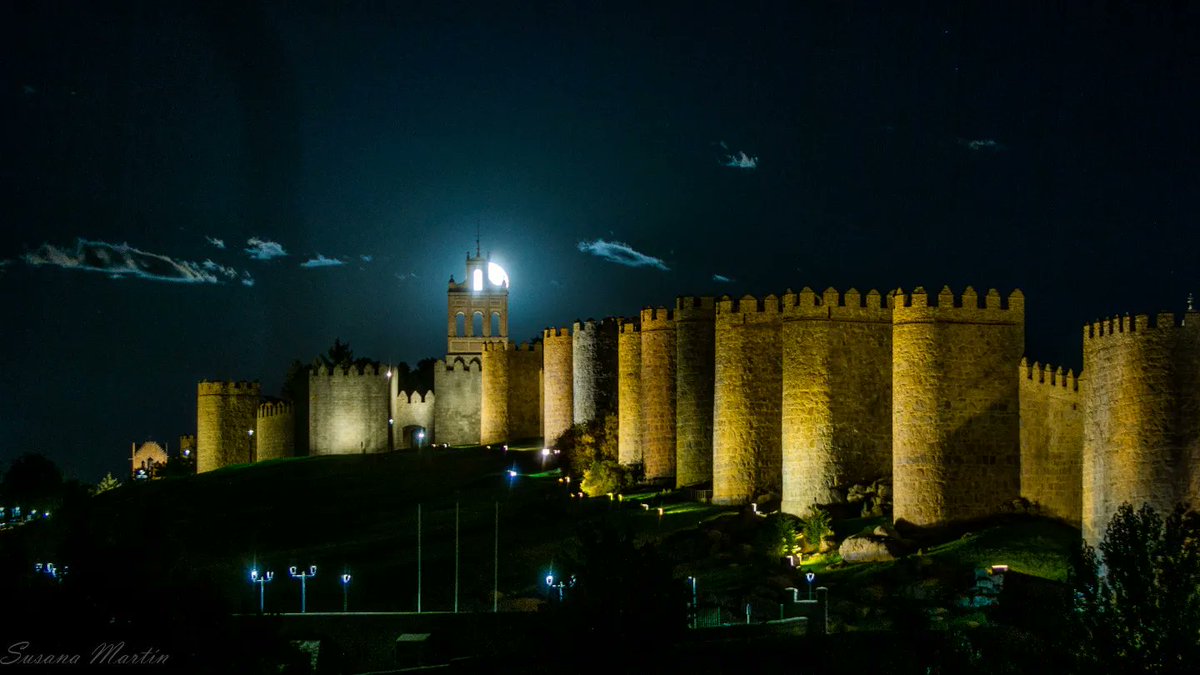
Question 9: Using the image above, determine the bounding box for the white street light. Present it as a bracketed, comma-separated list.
[250, 569, 274, 613]
[341, 573, 352, 612]
[806, 571, 816, 600]
[289, 565, 318, 613]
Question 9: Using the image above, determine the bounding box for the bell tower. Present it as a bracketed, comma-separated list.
[446, 241, 509, 355]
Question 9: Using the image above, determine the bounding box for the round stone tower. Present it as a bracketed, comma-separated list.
[617, 318, 642, 465]
[640, 307, 676, 481]
[542, 327, 574, 446]
[891, 286, 1024, 528]
[197, 380, 261, 473]
[674, 296, 716, 488]
[1081, 307, 1200, 544]
[781, 287, 893, 516]
[255, 400, 294, 461]
[480, 342, 512, 445]
[712, 295, 784, 505]
[572, 318, 619, 426]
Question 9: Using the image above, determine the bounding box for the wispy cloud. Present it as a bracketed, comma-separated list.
[22, 239, 251, 285]
[244, 237, 288, 260]
[577, 239, 669, 271]
[395, 271, 417, 282]
[205, 236, 226, 249]
[721, 150, 758, 169]
[300, 254, 344, 268]
[712, 274, 734, 283]
[360, 255, 373, 263]
[959, 138, 1003, 152]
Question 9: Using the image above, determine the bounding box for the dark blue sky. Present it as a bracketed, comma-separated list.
[2, 1, 1198, 481]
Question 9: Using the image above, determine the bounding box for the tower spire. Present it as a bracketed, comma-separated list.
[475, 224, 481, 258]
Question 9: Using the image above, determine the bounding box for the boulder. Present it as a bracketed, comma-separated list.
[838, 534, 899, 563]
[872, 523, 901, 539]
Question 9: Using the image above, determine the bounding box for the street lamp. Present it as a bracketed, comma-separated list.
[805, 571, 816, 600]
[417, 430, 425, 448]
[341, 573, 352, 612]
[247, 428, 255, 463]
[545, 573, 564, 602]
[686, 576, 698, 628]
[250, 569, 274, 613]
[289, 565, 317, 613]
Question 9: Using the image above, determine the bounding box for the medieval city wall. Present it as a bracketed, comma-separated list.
[1017, 359, 1083, 525]
[393, 390, 435, 449]
[197, 380, 261, 473]
[573, 318, 619, 426]
[480, 343, 511, 445]
[508, 343, 543, 440]
[640, 308, 677, 481]
[542, 328, 574, 446]
[309, 363, 392, 455]
[256, 400, 294, 461]
[675, 296, 716, 488]
[1081, 311, 1198, 544]
[712, 295, 784, 504]
[780, 287, 893, 516]
[892, 287, 1024, 527]
[617, 318, 643, 465]
[433, 357, 482, 446]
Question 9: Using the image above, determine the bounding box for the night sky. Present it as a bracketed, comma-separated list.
[2, 1, 1198, 481]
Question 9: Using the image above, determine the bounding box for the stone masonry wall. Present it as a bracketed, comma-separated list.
[675, 297, 716, 488]
[256, 400, 294, 461]
[713, 295, 783, 505]
[1017, 360, 1083, 525]
[781, 287, 893, 516]
[480, 343, 510, 445]
[309, 364, 392, 454]
[542, 328, 574, 446]
[508, 343, 543, 440]
[618, 318, 643, 465]
[892, 287, 1024, 527]
[433, 357, 482, 446]
[392, 391, 435, 449]
[640, 308, 676, 481]
[573, 318, 619, 426]
[197, 380, 261, 473]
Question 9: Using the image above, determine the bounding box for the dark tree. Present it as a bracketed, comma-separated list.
[1072, 502, 1200, 674]
[1, 452, 64, 511]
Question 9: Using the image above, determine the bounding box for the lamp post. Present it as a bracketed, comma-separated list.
[250, 569, 273, 613]
[417, 430, 425, 448]
[540, 447, 550, 469]
[289, 565, 317, 613]
[687, 576, 698, 628]
[806, 571, 816, 600]
[341, 573, 352, 612]
[247, 428, 255, 463]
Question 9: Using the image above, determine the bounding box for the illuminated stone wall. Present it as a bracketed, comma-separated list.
[393, 390, 434, 449]
[255, 400, 294, 461]
[1018, 360, 1082, 525]
[432, 357, 482, 446]
[197, 380, 261, 473]
[542, 328, 574, 446]
[573, 318, 619, 426]
[713, 295, 783, 504]
[640, 307, 676, 481]
[675, 296, 715, 488]
[1082, 309, 1200, 544]
[617, 318, 642, 465]
[892, 287, 1024, 527]
[480, 343, 511, 445]
[781, 288, 892, 516]
[309, 364, 392, 454]
[508, 343, 543, 441]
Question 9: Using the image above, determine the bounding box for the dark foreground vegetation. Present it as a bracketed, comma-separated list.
[1, 449, 1196, 674]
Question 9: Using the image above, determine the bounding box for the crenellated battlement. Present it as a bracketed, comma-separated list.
[309, 362, 389, 378]
[675, 295, 716, 321]
[257, 400, 293, 418]
[1083, 312, 1186, 340]
[543, 326, 572, 339]
[618, 317, 640, 334]
[572, 316, 621, 333]
[782, 286, 893, 322]
[197, 380, 261, 396]
[437, 356, 482, 373]
[1019, 357, 1080, 393]
[892, 286, 1024, 324]
[396, 389, 434, 405]
[715, 294, 784, 323]
[640, 306, 675, 330]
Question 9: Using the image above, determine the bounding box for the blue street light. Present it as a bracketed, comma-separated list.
[289, 565, 317, 613]
[806, 571, 816, 600]
[250, 569, 274, 613]
[341, 573, 352, 612]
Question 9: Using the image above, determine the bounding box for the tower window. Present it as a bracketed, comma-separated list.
[455, 313, 465, 337]
[473, 312, 484, 336]
[491, 311, 501, 336]
[473, 269, 483, 291]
